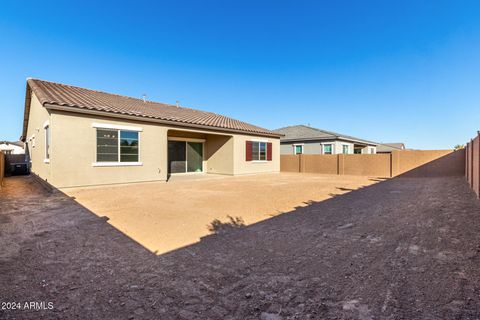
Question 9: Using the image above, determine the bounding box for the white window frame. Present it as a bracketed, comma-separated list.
[251, 140, 268, 162]
[92, 123, 142, 167]
[44, 121, 50, 163]
[293, 144, 304, 155]
[322, 143, 333, 155]
[341, 144, 350, 154]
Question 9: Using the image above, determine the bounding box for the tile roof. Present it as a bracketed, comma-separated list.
[273, 125, 378, 145]
[26, 79, 280, 137]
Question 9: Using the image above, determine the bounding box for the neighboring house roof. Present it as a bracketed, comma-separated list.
[273, 125, 378, 146]
[0, 141, 24, 148]
[377, 143, 406, 153]
[22, 79, 281, 140]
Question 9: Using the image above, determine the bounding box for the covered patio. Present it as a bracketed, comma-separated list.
[167, 129, 234, 177]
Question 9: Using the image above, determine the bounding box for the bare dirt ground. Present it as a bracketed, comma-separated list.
[1, 174, 480, 319]
[65, 173, 377, 254]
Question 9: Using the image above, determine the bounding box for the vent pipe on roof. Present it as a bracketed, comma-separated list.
[142, 94, 147, 103]
[176, 100, 180, 108]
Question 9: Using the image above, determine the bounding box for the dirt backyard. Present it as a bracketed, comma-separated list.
[1, 174, 480, 319]
[65, 173, 378, 254]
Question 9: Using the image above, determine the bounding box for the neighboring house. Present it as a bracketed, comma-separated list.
[376, 143, 406, 153]
[0, 141, 24, 155]
[273, 125, 378, 155]
[21, 79, 281, 188]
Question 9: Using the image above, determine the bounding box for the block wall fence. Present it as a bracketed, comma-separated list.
[281, 149, 465, 178]
[466, 133, 480, 198]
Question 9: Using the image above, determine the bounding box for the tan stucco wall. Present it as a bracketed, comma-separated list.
[49, 110, 168, 188]
[233, 135, 280, 175]
[26, 93, 52, 183]
[205, 134, 234, 174]
[26, 93, 280, 187]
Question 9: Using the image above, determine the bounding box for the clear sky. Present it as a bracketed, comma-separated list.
[1, 0, 479, 149]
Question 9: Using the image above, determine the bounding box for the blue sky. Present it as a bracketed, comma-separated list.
[1, 0, 479, 149]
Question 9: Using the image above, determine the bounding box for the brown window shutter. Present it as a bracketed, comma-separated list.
[267, 142, 272, 161]
[246, 141, 252, 161]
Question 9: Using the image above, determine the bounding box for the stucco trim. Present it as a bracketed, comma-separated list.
[92, 122, 143, 132]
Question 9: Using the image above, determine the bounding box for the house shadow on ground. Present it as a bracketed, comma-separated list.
[2, 149, 479, 320]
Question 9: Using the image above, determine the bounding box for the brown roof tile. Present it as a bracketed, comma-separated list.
[27, 79, 280, 137]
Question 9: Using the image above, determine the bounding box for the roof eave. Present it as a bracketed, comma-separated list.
[281, 136, 378, 146]
[44, 103, 283, 138]
[21, 81, 33, 142]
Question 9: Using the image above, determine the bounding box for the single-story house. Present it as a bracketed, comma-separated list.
[0, 141, 24, 155]
[376, 143, 406, 153]
[21, 79, 281, 188]
[273, 125, 378, 155]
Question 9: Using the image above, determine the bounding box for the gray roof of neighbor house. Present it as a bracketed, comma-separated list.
[377, 143, 405, 153]
[0, 141, 24, 148]
[22, 79, 282, 140]
[273, 125, 378, 146]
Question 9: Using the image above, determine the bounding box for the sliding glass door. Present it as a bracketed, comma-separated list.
[168, 140, 203, 174]
[186, 142, 203, 172]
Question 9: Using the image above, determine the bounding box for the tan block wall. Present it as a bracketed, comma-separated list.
[281, 149, 465, 178]
[466, 135, 480, 197]
[342, 154, 390, 177]
[280, 155, 300, 172]
[303, 154, 337, 174]
[473, 138, 479, 195]
[25, 93, 52, 183]
[0, 151, 4, 188]
[395, 150, 465, 177]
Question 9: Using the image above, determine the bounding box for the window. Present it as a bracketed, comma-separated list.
[45, 125, 50, 161]
[323, 144, 332, 154]
[294, 145, 303, 155]
[96, 129, 139, 163]
[252, 141, 267, 161]
[369, 147, 375, 154]
[342, 145, 349, 154]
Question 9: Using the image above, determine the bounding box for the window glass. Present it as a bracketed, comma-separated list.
[45, 126, 50, 159]
[295, 145, 303, 154]
[342, 145, 348, 154]
[323, 144, 332, 154]
[97, 129, 119, 162]
[120, 131, 139, 162]
[259, 142, 266, 160]
[252, 142, 260, 160]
